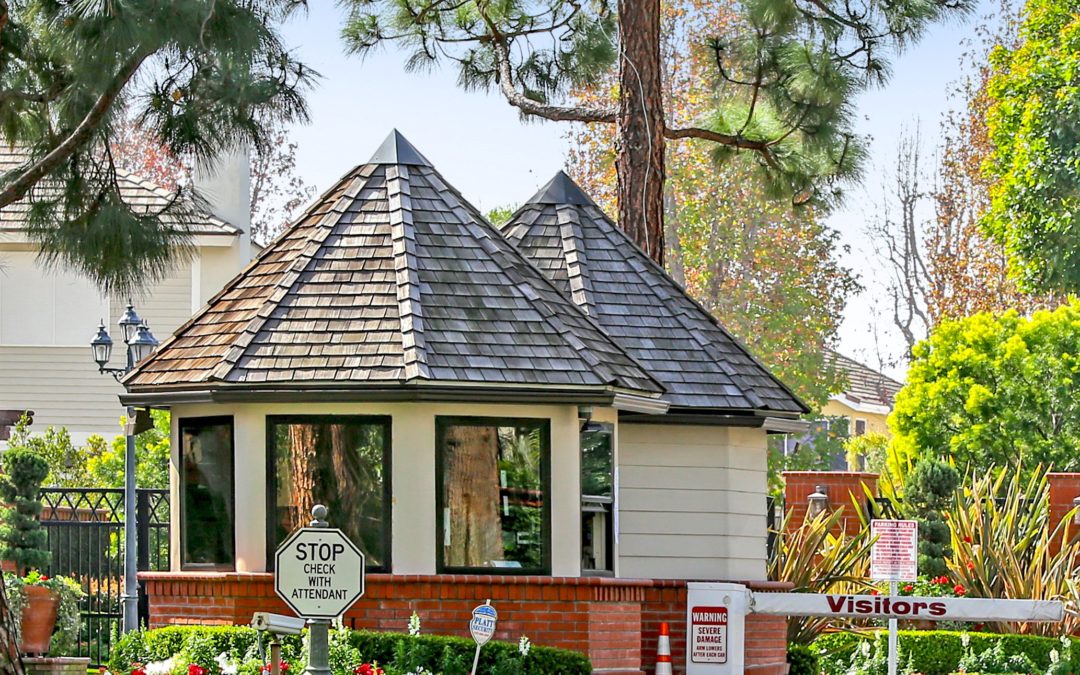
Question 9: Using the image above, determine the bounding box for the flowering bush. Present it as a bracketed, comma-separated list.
[892, 575, 967, 598]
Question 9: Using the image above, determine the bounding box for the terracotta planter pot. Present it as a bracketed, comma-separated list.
[19, 584, 59, 656]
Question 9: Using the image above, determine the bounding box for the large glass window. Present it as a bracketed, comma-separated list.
[268, 416, 391, 571]
[180, 417, 235, 569]
[436, 417, 549, 573]
[580, 424, 614, 574]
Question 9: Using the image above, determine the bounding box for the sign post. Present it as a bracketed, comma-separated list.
[274, 505, 367, 675]
[869, 519, 918, 675]
[469, 600, 498, 675]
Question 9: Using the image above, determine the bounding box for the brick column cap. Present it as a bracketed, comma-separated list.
[782, 471, 879, 479]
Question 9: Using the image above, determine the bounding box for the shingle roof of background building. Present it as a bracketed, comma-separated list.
[0, 146, 239, 236]
[124, 132, 663, 397]
[825, 349, 904, 408]
[501, 171, 808, 414]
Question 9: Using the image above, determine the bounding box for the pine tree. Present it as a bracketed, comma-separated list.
[342, 0, 973, 264]
[0, 0, 314, 294]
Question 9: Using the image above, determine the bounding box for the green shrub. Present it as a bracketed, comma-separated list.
[0, 446, 51, 573]
[813, 629, 1080, 675]
[110, 624, 591, 675]
[787, 644, 819, 675]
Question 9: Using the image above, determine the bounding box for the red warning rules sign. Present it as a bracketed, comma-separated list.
[690, 606, 728, 663]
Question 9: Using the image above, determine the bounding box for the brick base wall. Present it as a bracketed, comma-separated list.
[141, 573, 792, 674]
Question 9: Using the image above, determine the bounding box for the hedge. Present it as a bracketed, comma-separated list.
[787, 644, 820, 675]
[109, 625, 591, 675]
[814, 629, 1080, 675]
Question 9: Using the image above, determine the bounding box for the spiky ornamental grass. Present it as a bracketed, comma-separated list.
[0, 0, 315, 295]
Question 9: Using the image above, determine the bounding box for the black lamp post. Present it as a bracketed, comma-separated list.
[90, 302, 159, 634]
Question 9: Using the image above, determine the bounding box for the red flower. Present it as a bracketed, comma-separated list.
[966, 561, 975, 571]
[188, 665, 207, 675]
[954, 585, 966, 596]
[903, 585, 913, 592]
[39, 575, 49, 582]
[963, 536, 972, 544]
[870, 589, 880, 596]
[353, 666, 384, 675]
[131, 664, 146, 675]
[262, 662, 289, 674]
[934, 576, 949, 584]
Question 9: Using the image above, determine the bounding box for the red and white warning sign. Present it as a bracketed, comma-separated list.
[870, 519, 918, 581]
[689, 606, 728, 663]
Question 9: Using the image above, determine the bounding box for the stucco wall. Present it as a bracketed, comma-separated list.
[168, 401, 583, 577]
[617, 423, 769, 581]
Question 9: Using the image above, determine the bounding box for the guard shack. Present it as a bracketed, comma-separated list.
[124, 131, 805, 674]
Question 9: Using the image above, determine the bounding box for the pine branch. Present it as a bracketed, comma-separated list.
[490, 33, 616, 123]
[0, 50, 150, 210]
[664, 126, 781, 169]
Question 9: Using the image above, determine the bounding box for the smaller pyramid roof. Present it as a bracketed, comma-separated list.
[123, 134, 662, 400]
[502, 172, 808, 414]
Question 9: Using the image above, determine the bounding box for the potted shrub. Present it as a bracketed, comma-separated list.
[0, 446, 81, 655]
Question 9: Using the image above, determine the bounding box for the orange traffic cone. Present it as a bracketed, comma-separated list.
[656, 622, 673, 675]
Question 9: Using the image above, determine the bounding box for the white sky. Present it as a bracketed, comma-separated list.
[278, 1, 999, 381]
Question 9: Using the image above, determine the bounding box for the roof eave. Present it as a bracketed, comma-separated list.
[119, 380, 662, 408]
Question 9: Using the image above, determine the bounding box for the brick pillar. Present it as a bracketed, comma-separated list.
[1047, 473, 1080, 555]
[783, 471, 878, 537]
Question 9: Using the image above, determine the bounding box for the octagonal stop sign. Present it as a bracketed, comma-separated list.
[274, 527, 365, 619]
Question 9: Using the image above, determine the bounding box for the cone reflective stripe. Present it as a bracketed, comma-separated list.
[656, 622, 672, 675]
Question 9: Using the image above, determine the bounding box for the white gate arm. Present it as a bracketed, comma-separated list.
[751, 592, 1064, 623]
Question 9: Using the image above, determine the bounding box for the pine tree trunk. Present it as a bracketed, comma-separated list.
[288, 425, 318, 528]
[616, 0, 666, 264]
[443, 426, 501, 567]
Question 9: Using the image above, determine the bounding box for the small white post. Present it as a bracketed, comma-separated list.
[888, 580, 898, 675]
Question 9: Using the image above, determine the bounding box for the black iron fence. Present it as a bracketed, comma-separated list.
[40, 488, 170, 665]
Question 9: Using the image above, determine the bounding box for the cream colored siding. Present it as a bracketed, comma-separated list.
[111, 263, 195, 339]
[617, 424, 768, 580]
[0, 345, 124, 433]
[0, 260, 200, 439]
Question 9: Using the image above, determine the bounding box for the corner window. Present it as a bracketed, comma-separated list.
[854, 418, 867, 436]
[267, 416, 391, 571]
[436, 417, 549, 574]
[581, 424, 614, 574]
[180, 417, 235, 569]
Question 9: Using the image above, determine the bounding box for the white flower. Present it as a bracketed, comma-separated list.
[859, 641, 871, 657]
[143, 658, 176, 675]
[408, 611, 421, 637]
[1062, 635, 1072, 656]
[518, 635, 531, 657]
[1050, 649, 1060, 664]
[214, 653, 238, 675]
[960, 632, 970, 649]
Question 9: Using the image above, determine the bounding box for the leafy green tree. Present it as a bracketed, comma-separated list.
[342, 0, 969, 264]
[902, 457, 958, 577]
[983, 0, 1080, 291]
[9, 411, 170, 490]
[768, 416, 849, 496]
[890, 300, 1080, 474]
[0, 0, 313, 293]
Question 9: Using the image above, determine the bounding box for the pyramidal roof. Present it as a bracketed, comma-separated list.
[124, 134, 663, 400]
[501, 172, 808, 414]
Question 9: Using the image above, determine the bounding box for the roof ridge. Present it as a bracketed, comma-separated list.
[556, 204, 594, 314]
[419, 166, 663, 393]
[583, 202, 809, 413]
[206, 171, 373, 382]
[386, 164, 431, 381]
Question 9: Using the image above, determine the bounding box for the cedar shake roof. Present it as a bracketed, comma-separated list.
[825, 350, 903, 408]
[123, 132, 663, 398]
[0, 146, 240, 236]
[501, 171, 808, 415]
